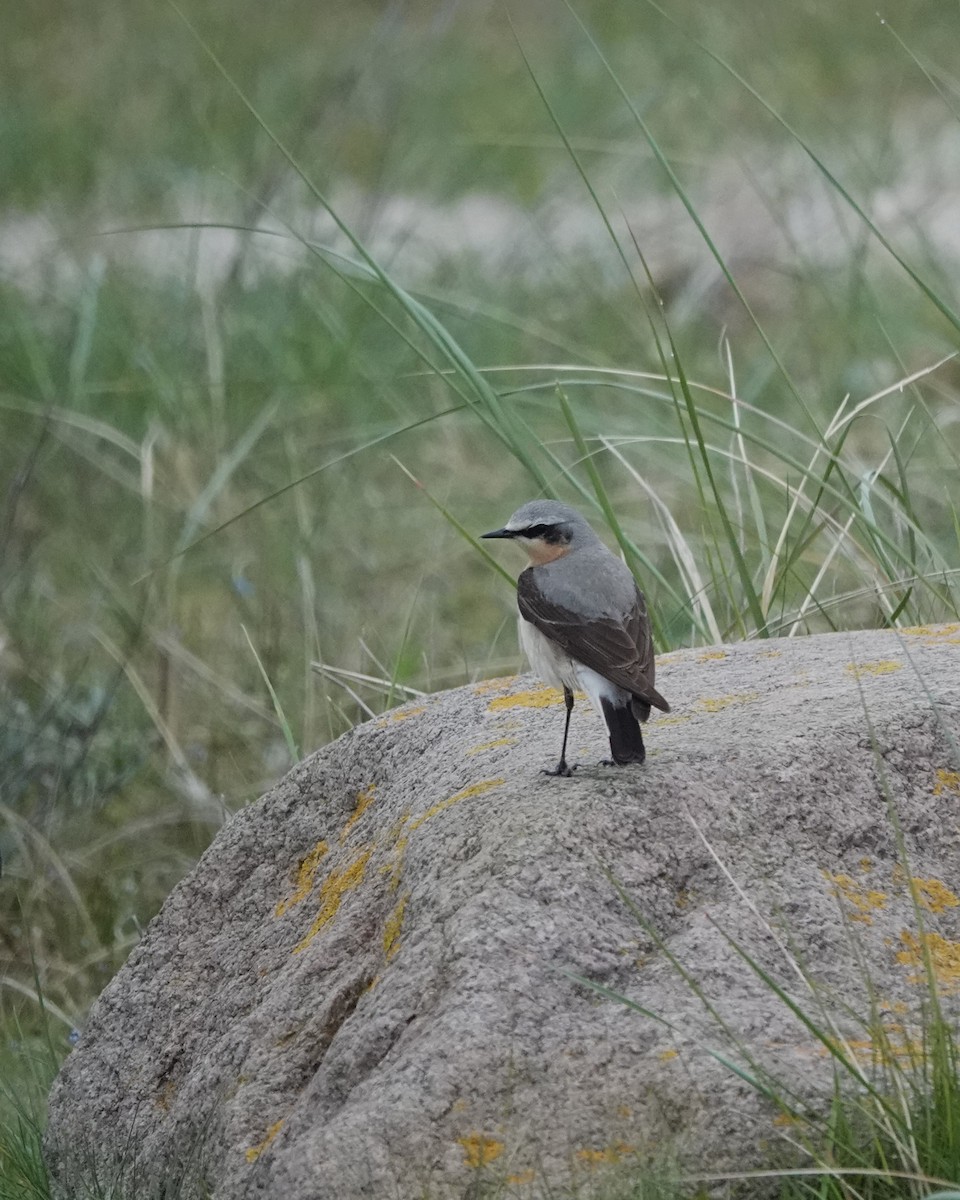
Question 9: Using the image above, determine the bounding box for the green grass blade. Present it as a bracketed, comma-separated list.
[174, 400, 279, 555]
[167, 2, 552, 490]
[558, 0, 824, 439]
[391, 458, 515, 587]
[132, 404, 467, 581]
[241, 624, 300, 763]
[638, 0, 960, 332]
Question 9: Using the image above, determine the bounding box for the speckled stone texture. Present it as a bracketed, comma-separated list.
[45, 626, 960, 1199]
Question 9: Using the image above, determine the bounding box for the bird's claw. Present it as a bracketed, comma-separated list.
[542, 762, 576, 778]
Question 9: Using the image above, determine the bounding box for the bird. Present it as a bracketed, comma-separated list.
[482, 500, 669, 777]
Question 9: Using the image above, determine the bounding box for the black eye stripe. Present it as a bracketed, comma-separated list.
[521, 523, 569, 544]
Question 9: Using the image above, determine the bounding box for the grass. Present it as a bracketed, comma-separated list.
[2, 0, 960, 1194]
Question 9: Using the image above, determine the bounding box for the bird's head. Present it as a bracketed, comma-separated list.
[481, 500, 598, 565]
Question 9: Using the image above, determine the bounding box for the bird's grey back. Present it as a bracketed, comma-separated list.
[533, 541, 640, 620]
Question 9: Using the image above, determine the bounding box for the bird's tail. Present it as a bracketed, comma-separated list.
[600, 698, 646, 765]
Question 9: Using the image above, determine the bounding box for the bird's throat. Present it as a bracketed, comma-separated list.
[526, 543, 572, 566]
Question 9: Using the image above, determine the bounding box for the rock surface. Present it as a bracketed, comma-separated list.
[45, 625, 960, 1199]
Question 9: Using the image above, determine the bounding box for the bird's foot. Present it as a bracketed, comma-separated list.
[542, 761, 576, 778]
[599, 757, 644, 767]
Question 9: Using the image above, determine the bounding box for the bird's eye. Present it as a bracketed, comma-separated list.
[522, 524, 548, 538]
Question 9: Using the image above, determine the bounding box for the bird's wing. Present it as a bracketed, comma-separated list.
[517, 569, 670, 711]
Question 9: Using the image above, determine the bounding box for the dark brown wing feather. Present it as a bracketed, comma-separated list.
[517, 569, 670, 711]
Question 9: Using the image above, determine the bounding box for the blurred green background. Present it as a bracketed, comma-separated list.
[2, 0, 959, 1117]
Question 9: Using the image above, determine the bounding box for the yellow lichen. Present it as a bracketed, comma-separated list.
[245, 1119, 284, 1163]
[933, 768, 960, 797]
[911, 877, 960, 915]
[658, 1048, 678, 1062]
[379, 779, 504, 903]
[773, 1112, 804, 1127]
[824, 871, 887, 924]
[575, 1143, 635, 1166]
[902, 623, 960, 638]
[338, 785, 376, 844]
[816, 1030, 925, 1068]
[378, 705, 426, 727]
[488, 688, 576, 710]
[844, 661, 902, 678]
[886, 1035, 925, 1065]
[473, 676, 518, 694]
[507, 1168, 537, 1185]
[293, 848, 372, 954]
[697, 650, 728, 662]
[616, 1104, 632, 1118]
[381, 819, 411, 893]
[816, 1037, 874, 1061]
[467, 737, 518, 756]
[699, 692, 759, 713]
[383, 892, 409, 960]
[896, 931, 960, 990]
[654, 713, 690, 726]
[274, 841, 329, 917]
[408, 778, 505, 831]
[458, 1134, 505, 1168]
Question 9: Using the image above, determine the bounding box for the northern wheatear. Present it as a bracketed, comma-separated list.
[482, 500, 669, 776]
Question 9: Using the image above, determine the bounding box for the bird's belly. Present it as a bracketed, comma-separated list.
[518, 618, 630, 716]
[518, 617, 577, 691]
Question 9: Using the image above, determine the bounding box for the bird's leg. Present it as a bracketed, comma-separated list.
[542, 686, 575, 778]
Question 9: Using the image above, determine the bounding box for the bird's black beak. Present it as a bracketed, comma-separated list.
[480, 527, 515, 539]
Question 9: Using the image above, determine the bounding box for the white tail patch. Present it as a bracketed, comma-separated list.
[573, 664, 628, 717]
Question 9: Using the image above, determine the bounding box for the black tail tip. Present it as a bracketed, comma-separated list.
[601, 698, 647, 765]
[611, 746, 645, 765]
